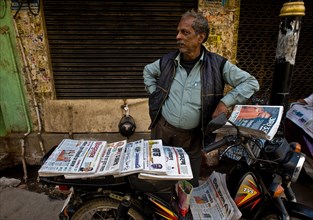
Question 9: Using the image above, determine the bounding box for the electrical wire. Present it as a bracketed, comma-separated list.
[28, 0, 40, 16]
[13, 0, 40, 19]
[13, 0, 23, 19]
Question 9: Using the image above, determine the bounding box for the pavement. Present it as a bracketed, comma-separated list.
[0, 165, 313, 220]
[0, 186, 65, 220]
[0, 166, 66, 220]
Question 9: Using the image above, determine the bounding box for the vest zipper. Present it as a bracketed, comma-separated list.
[150, 66, 176, 129]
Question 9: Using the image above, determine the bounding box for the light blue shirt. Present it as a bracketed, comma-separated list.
[143, 52, 259, 129]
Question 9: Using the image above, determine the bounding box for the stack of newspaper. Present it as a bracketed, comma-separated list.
[190, 171, 242, 220]
[38, 138, 193, 180]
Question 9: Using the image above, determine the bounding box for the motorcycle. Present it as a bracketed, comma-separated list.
[39, 148, 187, 220]
[40, 169, 186, 219]
[203, 113, 313, 220]
[39, 113, 313, 220]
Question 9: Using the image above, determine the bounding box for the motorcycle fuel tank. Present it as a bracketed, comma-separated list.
[234, 172, 263, 215]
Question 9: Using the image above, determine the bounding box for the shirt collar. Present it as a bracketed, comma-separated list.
[174, 50, 204, 66]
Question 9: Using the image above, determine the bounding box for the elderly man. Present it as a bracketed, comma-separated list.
[143, 9, 259, 186]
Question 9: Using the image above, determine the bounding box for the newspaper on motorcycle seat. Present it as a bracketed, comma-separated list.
[38, 139, 193, 181]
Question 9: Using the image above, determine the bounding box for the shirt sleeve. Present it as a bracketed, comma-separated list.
[221, 61, 260, 107]
[143, 59, 161, 94]
[304, 93, 313, 106]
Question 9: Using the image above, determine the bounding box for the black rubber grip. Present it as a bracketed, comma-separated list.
[203, 138, 227, 153]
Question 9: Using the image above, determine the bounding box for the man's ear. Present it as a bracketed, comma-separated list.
[198, 33, 206, 43]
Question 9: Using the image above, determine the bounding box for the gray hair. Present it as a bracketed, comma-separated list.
[181, 9, 209, 43]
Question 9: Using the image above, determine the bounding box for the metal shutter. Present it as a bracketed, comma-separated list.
[43, 0, 197, 99]
[237, 0, 313, 101]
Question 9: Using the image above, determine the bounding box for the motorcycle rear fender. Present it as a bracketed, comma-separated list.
[78, 190, 124, 203]
[283, 200, 313, 220]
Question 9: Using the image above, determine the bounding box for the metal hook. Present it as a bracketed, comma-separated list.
[121, 104, 129, 117]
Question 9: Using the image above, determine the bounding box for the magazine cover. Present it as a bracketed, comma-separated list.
[217, 105, 284, 140]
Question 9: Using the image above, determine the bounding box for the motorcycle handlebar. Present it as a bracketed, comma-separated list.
[203, 135, 240, 153]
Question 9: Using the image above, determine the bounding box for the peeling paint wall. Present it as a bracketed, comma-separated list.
[199, 0, 239, 62]
[12, 8, 55, 131]
[199, 0, 240, 93]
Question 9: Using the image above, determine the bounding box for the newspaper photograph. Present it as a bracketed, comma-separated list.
[190, 171, 241, 220]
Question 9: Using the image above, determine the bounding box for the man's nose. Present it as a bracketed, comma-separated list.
[176, 31, 182, 40]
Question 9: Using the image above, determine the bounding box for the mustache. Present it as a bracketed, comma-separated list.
[177, 41, 184, 46]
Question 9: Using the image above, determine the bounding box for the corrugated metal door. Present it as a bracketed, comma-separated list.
[42, 0, 197, 99]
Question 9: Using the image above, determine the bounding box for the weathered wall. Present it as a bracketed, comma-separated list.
[199, 0, 239, 62]
[199, 0, 239, 94]
[0, 0, 239, 166]
[12, 7, 55, 132]
[44, 99, 150, 133]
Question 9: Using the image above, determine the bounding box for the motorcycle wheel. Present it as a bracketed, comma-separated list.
[71, 197, 144, 220]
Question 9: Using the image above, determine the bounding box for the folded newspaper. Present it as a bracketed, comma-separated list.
[138, 146, 193, 180]
[38, 138, 193, 180]
[64, 140, 127, 179]
[190, 171, 242, 220]
[38, 139, 107, 177]
[142, 139, 168, 175]
[286, 103, 313, 139]
[215, 105, 284, 140]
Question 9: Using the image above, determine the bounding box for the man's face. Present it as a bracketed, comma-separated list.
[258, 111, 271, 118]
[176, 16, 204, 60]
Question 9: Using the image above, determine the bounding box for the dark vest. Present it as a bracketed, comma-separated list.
[148, 47, 227, 135]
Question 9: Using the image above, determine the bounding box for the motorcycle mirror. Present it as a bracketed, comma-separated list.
[205, 113, 228, 134]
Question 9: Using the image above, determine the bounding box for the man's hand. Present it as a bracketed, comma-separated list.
[212, 102, 228, 118]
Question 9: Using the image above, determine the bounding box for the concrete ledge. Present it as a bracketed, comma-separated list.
[44, 99, 150, 133]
